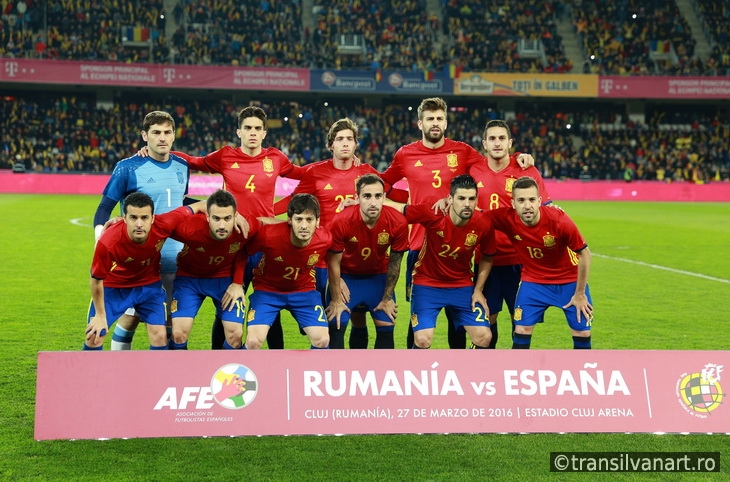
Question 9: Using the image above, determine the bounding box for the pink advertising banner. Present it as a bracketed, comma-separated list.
[0, 59, 309, 91]
[598, 76, 730, 99]
[1, 172, 728, 202]
[35, 350, 728, 440]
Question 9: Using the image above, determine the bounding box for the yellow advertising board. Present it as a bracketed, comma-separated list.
[454, 73, 598, 97]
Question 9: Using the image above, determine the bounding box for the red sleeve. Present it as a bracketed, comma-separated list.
[273, 196, 290, 216]
[379, 148, 405, 186]
[277, 151, 296, 178]
[386, 186, 409, 203]
[284, 164, 303, 180]
[232, 250, 246, 285]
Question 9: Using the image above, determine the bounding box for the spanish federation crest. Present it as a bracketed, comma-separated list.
[377, 232, 390, 245]
[229, 242, 241, 254]
[262, 157, 274, 173]
[307, 254, 320, 266]
[543, 234, 556, 248]
[446, 153, 458, 168]
[155, 239, 165, 252]
[505, 177, 516, 193]
[465, 233, 478, 247]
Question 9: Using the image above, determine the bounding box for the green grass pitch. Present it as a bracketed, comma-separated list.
[1, 194, 729, 480]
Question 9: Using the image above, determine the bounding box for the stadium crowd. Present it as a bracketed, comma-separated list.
[1, 0, 726, 75]
[2, 94, 728, 183]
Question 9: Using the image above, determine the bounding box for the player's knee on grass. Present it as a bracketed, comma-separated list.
[146, 325, 168, 347]
[171, 317, 193, 344]
[306, 327, 330, 349]
[413, 329, 433, 349]
[514, 325, 534, 335]
[467, 328, 492, 348]
[223, 322, 243, 349]
[245, 326, 268, 350]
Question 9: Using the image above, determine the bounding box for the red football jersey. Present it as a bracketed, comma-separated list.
[380, 139, 483, 251]
[329, 205, 409, 275]
[91, 206, 192, 288]
[174, 146, 297, 217]
[489, 206, 587, 284]
[244, 223, 332, 293]
[274, 160, 385, 230]
[170, 212, 260, 283]
[404, 204, 496, 288]
[469, 155, 551, 266]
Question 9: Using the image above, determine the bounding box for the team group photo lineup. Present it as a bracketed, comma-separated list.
[87, 96, 594, 352]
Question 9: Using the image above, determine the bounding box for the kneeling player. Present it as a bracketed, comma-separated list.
[169, 190, 259, 349]
[244, 194, 332, 349]
[325, 174, 409, 349]
[85, 192, 204, 350]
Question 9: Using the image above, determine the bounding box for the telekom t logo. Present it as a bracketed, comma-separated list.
[599, 79, 613, 94]
[5, 61, 19, 77]
[163, 68, 176, 83]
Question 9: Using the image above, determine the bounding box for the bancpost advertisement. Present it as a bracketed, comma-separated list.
[454, 73, 598, 97]
[35, 350, 727, 440]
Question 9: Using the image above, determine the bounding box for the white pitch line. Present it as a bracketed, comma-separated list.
[594, 253, 730, 284]
[70, 218, 92, 228]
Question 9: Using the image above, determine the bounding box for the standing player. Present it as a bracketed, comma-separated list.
[243, 194, 332, 350]
[469, 119, 552, 348]
[325, 174, 409, 349]
[93, 111, 190, 350]
[170, 106, 298, 350]
[489, 176, 593, 349]
[379, 97, 533, 349]
[85, 192, 204, 350]
[390, 175, 497, 349]
[169, 190, 260, 350]
[271, 118, 407, 345]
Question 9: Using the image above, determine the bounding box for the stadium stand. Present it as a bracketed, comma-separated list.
[573, 0, 707, 75]
[694, 0, 730, 75]
[2, 93, 727, 182]
[445, 0, 572, 74]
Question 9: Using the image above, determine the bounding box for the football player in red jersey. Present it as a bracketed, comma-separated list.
[468, 119, 553, 348]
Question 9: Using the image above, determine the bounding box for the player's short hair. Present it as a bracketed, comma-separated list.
[123, 192, 154, 214]
[449, 174, 478, 196]
[512, 176, 538, 194]
[207, 189, 237, 212]
[417, 97, 447, 120]
[326, 118, 359, 150]
[356, 173, 384, 195]
[287, 193, 320, 219]
[483, 119, 511, 139]
[238, 106, 267, 130]
[143, 111, 175, 132]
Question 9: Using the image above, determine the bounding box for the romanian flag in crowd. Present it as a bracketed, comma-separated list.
[423, 69, 434, 81]
[122, 26, 150, 42]
[649, 40, 671, 53]
[448, 64, 462, 79]
[375, 69, 382, 82]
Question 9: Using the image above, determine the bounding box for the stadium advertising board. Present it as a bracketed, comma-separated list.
[35, 350, 728, 440]
[0, 59, 309, 91]
[454, 73, 598, 97]
[310, 69, 452, 94]
[598, 76, 730, 99]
